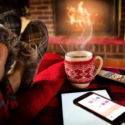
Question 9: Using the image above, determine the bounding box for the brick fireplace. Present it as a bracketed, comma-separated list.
[29, 0, 125, 60]
[53, 0, 120, 37]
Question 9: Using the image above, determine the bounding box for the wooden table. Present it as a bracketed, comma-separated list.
[95, 60, 125, 68]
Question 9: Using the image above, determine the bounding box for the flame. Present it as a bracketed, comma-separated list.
[67, 1, 91, 28]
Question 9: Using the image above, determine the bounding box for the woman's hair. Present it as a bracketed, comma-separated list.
[0, 0, 30, 17]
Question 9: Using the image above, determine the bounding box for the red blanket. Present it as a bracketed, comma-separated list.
[8, 53, 125, 125]
[9, 53, 66, 125]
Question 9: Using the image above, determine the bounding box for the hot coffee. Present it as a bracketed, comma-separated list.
[65, 51, 103, 89]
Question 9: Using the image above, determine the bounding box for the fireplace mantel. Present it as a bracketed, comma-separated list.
[49, 37, 125, 45]
[47, 37, 125, 60]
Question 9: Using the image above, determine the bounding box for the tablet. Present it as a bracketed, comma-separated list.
[59, 88, 117, 125]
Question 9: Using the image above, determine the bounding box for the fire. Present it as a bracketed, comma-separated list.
[67, 1, 91, 28]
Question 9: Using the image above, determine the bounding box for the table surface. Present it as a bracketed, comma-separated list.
[95, 60, 125, 68]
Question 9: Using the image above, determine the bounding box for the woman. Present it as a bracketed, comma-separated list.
[0, 11, 48, 124]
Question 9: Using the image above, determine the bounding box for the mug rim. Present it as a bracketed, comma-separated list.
[65, 51, 92, 58]
[65, 51, 93, 62]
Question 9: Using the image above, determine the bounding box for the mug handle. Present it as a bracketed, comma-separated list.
[94, 56, 103, 77]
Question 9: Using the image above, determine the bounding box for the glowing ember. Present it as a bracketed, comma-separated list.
[66, 1, 91, 28]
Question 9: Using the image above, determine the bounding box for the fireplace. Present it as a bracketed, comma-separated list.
[53, 0, 121, 37]
[29, 0, 125, 60]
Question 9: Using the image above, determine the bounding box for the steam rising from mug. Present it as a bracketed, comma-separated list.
[66, 2, 95, 55]
[67, 23, 95, 55]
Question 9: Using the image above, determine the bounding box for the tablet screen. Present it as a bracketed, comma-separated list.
[60, 88, 114, 125]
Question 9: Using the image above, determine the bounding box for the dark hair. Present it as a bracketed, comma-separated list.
[0, 0, 30, 17]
